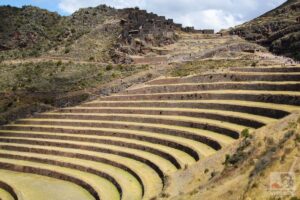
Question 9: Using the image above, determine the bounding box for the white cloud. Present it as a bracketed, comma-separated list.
[58, 0, 286, 31]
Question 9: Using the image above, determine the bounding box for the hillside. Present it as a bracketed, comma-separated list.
[0, 3, 300, 200]
[0, 5, 180, 63]
[230, 0, 300, 61]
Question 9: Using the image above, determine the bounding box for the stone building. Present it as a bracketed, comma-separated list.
[118, 7, 181, 53]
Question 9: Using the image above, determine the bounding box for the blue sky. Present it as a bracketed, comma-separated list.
[0, 0, 286, 30]
[0, 0, 63, 13]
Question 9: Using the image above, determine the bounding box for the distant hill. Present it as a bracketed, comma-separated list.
[230, 0, 300, 60]
[0, 5, 181, 63]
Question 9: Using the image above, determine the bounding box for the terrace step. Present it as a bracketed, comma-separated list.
[0, 188, 14, 200]
[0, 130, 195, 168]
[0, 125, 215, 159]
[0, 170, 94, 200]
[100, 90, 300, 106]
[123, 81, 300, 94]
[35, 113, 247, 138]
[0, 158, 117, 200]
[0, 137, 177, 179]
[0, 143, 162, 200]
[147, 72, 300, 85]
[230, 67, 300, 73]
[58, 107, 275, 128]
[83, 100, 295, 118]
[0, 181, 18, 200]
[2, 65, 300, 200]
[0, 150, 142, 200]
[13, 118, 234, 147]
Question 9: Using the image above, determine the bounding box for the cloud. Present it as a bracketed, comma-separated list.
[58, 0, 286, 31]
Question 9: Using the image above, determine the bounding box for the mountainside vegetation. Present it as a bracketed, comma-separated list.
[0, 5, 179, 63]
[0, 5, 121, 61]
[0, 2, 300, 200]
[230, 0, 300, 61]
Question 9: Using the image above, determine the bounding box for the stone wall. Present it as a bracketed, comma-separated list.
[182, 26, 214, 34]
[116, 8, 181, 56]
[112, 7, 214, 63]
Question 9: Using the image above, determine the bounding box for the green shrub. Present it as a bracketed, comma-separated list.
[296, 134, 300, 143]
[290, 197, 300, 200]
[64, 48, 70, 54]
[56, 60, 63, 66]
[241, 129, 250, 138]
[106, 64, 113, 71]
[60, 65, 66, 72]
[29, 49, 41, 57]
[251, 62, 257, 67]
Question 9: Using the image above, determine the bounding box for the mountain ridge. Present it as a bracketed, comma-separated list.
[230, 0, 300, 61]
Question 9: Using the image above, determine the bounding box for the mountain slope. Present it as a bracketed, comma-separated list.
[230, 0, 300, 61]
[0, 5, 180, 63]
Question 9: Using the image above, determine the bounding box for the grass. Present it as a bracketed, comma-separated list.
[86, 99, 300, 114]
[0, 157, 119, 200]
[63, 106, 277, 124]
[0, 187, 14, 200]
[169, 59, 256, 77]
[125, 81, 300, 94]
[0, 61, 148, 93]
[0, 149, 143, 200]
[2, 123, 216, 158]
[0, 142, 163, 200]
[40, 112, 249, 134]
[18, 117, 235, 146]
[106, 90, 300, 99]
[0, 61, 148, 125]
[0, 129, 195, 167]
[0, 169, 94, 200]
[148, 72, 300, 85]
[0, 136, 178, 175]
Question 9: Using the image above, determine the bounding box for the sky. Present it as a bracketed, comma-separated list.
[0, 0, 286, 31]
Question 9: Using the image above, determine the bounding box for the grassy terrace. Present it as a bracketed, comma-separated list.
[230, 66, 300, 73]
[0, 180, 17, 200]
[59, 107, 276, 126]
[0, 130, 196, 167]
[124, 81, 300, 94]
[82, 100, 298, 118]
[0, 188, 14, 200]
[0, 156, 119, 200]
[83, 99, 300, 110]
[0, 136, 178, 174]
[105, 90, 300, 97]
[41, 112, 256, 129]
[14, 118, 235, 146]
[0, 170, 94, 200]
[0, 150, 142, 200]
[0, 126, 216, 158]
[0, 143, 162, 200]
[147, 72, 300, 85]
[0, 66, 300, 200]
[36, 113, 248, 136]
[100, 91, 300, 107]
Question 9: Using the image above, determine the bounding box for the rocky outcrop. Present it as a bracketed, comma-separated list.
[230, 0, 300, 61]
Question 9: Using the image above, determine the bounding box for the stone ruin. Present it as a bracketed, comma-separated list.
[117, 8, 181, 54]
[182, 26, 214, 34]
[112, 7, 214, 63]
